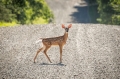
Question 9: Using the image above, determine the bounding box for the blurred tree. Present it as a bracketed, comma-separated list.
[0, 0, 53, 25]
[97, 0, 120, 25]
[0, 1, 15, 22]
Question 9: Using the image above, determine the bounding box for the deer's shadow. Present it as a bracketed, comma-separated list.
[39, 63, 66, 66]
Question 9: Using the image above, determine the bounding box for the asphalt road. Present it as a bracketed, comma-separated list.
[0, 24, 120, 79]
[45, 0, 90, 23]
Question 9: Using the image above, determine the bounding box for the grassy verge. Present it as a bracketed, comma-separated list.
[0, 21, 18, 27]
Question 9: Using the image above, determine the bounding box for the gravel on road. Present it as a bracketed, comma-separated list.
[0, 24, 120, 79]
[45, 0, 90, 23]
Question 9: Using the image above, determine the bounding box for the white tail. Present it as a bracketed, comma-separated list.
[35, 39, 42, 44]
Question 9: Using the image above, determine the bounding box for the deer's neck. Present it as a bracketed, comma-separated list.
[63, 32, 68, 43]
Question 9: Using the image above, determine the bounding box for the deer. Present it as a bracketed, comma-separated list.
[34, 24, 72, 63]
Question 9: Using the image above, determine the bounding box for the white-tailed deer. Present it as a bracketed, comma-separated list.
[34, 24, 72, 63]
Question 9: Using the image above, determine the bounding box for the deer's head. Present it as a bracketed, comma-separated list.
[62, 24, 72, 32]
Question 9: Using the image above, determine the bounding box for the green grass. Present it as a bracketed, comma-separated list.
[0, 17, 48, 27]
[89, 5, 100, 23]
[32, 17, 48, 24]
[0, 21, 18, 27]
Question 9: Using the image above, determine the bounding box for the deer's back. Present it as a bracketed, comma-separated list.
[42, 36, 65, 46]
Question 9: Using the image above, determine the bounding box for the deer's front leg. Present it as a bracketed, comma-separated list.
[59, 44, 63, 63]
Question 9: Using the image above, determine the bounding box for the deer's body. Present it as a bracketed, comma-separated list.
[42, 32, 68, 46]
[34, 24, 72, 63]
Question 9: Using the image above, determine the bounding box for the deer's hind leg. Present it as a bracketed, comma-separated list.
[34, 46, 45, 63]
[43, 45, 52, 63]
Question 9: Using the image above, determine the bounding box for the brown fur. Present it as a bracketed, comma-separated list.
[34, 24, 72, 63]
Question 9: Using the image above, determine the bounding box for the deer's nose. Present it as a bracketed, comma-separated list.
[65, 28, 69, 32]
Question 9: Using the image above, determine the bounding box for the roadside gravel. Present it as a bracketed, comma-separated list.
[0, 24, 120, 79]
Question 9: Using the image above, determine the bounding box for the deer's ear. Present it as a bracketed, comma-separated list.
[68, 24, 72, 28]
[62, 24, 65, 28]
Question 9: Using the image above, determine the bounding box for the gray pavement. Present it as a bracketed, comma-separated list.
[0, 24, 120, 79]
[46, 0, 90, 23]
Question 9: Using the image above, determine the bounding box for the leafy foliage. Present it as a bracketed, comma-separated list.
[97, 0, 120, 25]
[89, 0, 120, 25]
[0, 0, 54, 26]
[0, 1, 15, 22]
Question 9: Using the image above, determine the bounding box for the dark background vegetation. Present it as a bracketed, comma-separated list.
[89, 0, 120, 25]
[0, 0, 53, 26]
[0, 0, 120, 26]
